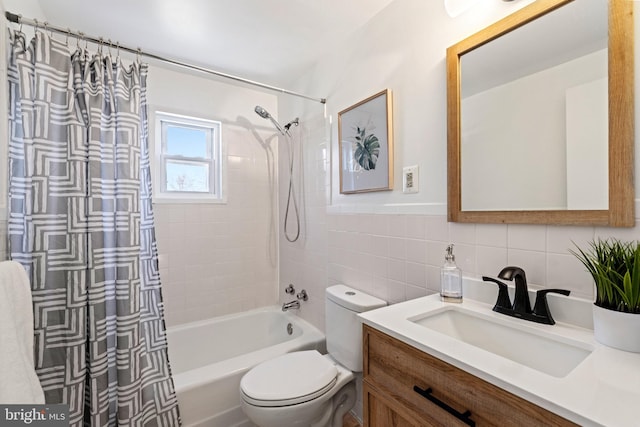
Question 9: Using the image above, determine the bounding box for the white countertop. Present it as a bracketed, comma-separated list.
[359, 287, 640, 427]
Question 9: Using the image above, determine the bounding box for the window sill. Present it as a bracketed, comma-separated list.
[152, 196, 227, 205]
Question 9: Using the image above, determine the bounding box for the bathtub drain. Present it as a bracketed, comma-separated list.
[286, 323, 293, 335]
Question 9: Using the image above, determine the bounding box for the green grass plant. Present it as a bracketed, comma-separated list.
[570, 239, 640, 313]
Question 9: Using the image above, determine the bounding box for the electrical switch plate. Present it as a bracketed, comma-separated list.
[403, 165, 419, 194]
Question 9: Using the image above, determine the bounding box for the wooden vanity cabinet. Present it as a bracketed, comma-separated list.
[362, 325, 577, 427]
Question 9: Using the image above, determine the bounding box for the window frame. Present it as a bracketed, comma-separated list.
[153, 111, 225, 203]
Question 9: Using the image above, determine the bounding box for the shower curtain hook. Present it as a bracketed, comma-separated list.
[18, 14, 23, 33]
[107, 39, 114, 57]
[65, 28, 71, 46]
[116, 42, 120, 59]
[78, 32, 88, 51]
[44, 21, 52, 38]
[136, 48, 142, 64]
[98, 37, 104, 55]
[33, 18, 39, 33]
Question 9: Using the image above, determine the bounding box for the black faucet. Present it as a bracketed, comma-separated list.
[482, 266, 570, 325]
[497, 266, 531, 315]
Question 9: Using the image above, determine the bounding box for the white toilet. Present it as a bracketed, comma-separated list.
[240, 284, 386, 427]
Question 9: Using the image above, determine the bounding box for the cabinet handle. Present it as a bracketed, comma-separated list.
[413, 385, 475, 426]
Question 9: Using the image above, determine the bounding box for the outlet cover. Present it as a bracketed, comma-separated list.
[403, 165, 419, 194]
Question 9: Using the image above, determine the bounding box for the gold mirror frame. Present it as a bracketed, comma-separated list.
[447, 0, 634, 226]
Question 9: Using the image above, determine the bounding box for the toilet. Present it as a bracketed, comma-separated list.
[240, 284, 386, 427]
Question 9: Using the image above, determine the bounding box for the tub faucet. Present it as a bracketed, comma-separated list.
[282, 300, 300, 311]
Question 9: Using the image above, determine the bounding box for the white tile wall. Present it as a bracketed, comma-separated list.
[285, 201, 640, 421]
[287, 210, 640, 334]
[279, 114, 330, 330]
[278, 121, 640, 338]
[155, 124, 279, 327]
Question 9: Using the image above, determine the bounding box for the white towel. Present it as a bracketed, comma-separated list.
[0, 260, 45, 404]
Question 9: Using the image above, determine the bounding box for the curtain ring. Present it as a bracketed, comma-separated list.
[65, 28, 71, 46]
[44, 21, 52, 38]
[33, 18, 39, 33]
[78, 32, 87, 50]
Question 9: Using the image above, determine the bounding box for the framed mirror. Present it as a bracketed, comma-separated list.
[447, 0, 634, 226]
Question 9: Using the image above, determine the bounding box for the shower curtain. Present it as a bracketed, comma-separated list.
[7, 30, 181, 426]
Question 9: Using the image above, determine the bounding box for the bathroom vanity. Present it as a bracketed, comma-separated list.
[359, 279, 640, 426]
[363, 325, 574, 426]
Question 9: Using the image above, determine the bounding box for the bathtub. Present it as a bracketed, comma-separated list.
[166, 306, 325, 427]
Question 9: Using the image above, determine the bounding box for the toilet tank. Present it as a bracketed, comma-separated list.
[325, 285, 386, 372]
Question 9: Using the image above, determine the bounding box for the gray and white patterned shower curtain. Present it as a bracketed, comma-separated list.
[7, 30, 181, 426]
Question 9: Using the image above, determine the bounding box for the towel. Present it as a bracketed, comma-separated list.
[0, 260, 45, 404]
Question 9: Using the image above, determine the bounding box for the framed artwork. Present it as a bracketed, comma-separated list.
[338, 89, 393, 194]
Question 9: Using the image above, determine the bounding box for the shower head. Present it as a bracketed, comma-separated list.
[254, 105, 287, 135]
[254, 105, 271, 119]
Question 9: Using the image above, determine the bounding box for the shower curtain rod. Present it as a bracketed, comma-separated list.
[4, 11, 327, 104]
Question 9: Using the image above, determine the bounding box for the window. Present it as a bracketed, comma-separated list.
[154, 112, 224, 202]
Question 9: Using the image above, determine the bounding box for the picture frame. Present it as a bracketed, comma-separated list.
[338, 89, 393, 194]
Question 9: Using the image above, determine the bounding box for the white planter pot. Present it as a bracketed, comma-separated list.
[593, 304, 640, 353]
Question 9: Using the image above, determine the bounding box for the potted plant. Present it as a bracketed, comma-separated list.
[570, 239, 640, 352]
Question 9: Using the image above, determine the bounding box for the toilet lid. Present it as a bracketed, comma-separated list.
[240, 350, 338, 407]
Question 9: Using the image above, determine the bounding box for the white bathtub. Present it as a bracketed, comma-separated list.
[166, 306, 325, 427]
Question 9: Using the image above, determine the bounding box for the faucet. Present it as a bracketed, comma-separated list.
[282, 300, 300, 311]
[482, 266, 570, 325]
[498, 266, 531, 315]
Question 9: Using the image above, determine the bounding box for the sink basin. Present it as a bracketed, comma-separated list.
[409, 308, 592, 378]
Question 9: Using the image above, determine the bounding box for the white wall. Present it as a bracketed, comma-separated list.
[279, 0, 640, 331]
[566, 78, 608, 210]
[279, 2, 640, 418]
[1, 0, 639, 421]
[462, 49, 607, 211]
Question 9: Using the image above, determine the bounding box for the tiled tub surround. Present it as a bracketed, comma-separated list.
[154, 124, 280, 327]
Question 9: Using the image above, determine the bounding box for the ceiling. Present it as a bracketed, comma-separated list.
[18, 0, 395, 87]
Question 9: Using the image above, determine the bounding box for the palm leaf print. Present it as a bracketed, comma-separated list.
[353, 127, 380, 170]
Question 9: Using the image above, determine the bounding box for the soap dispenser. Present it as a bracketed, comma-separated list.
[440, 244, 462, 303]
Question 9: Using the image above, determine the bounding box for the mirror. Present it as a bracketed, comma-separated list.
[447, 0, 634, 226]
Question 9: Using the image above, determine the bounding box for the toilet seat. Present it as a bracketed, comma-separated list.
[240, 350, 338, 407]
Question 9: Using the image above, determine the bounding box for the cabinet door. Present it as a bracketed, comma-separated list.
[364, 380, 429, 427]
